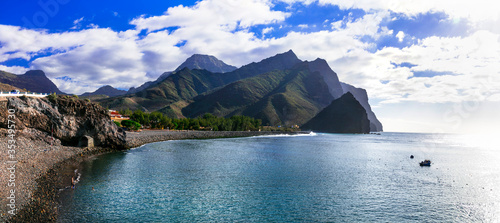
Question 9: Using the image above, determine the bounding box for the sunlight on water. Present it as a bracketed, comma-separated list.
[252, 131, 317, 138]
[459, 133, 500, 149]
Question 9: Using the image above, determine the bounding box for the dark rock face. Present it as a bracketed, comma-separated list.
[307, 58, 344, 99]
[80, 85, 127, 97]
[341, 82, 383, 132]
[301, 92, 370, 133]
[175, 54, 237, 73]
[0, 96, 127, 149]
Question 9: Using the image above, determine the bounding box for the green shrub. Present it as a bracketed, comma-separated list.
[113, 121, 121, 127]
[121, 119, 141, 130]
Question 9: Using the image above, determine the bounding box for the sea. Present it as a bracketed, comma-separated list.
[57, 132, 500, 222]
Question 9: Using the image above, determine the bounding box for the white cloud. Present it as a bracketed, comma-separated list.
[0, 8, 393, 94]
[298, 24, 308, 29]
[0, 0, 498, 106]
[0, 65, 29, 74]
[395, 31, 405, 42]
[282, 0, 500, 23]
[332, 30, 500, 105]
[71, 17, 84, 29]
[262, 27, 274, 35]
[131, 0, 289, 33]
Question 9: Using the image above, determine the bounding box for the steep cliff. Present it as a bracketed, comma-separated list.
[301, 92, 370, 133]
[0, 95, 127, 149]
[341, 82, 383, 132]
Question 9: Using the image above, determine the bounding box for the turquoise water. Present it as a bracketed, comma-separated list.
[58, 133, 500, 222]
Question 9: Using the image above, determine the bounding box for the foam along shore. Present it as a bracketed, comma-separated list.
[0, 128, 299, 222]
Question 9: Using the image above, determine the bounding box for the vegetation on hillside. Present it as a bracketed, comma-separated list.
[119, 109, 262, 131]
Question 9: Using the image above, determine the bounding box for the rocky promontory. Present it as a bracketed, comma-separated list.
[301, 92, 370, 133]
[0, 95, 127, 150]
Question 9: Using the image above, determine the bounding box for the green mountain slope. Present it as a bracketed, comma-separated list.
[183, 61, 334, 126]
[99, 50, 303, 115]
[97, 50, 382, 131]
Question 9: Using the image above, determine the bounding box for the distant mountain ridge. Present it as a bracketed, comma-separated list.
[95, 50, 382, 132]
[100, 50, 305, 114]
[127, 54, 237, 95]
[0, 70, 64, 94]
[175, 54, 237, 73]
[127, 72, 172, 94]
[80, 85, 127, 97]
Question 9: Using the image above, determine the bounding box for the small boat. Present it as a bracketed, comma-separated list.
[419, 160, 431, 166]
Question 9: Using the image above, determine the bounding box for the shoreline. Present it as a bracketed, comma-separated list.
[2, 130, 301, 222]
[125, 129, 306, 148]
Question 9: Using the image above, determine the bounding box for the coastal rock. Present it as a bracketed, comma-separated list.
[301, 92, 370, 133]
[341, 82, 383, 132]
[0, 95, 127, 149]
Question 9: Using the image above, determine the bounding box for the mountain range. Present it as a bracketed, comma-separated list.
[98, 50, 382, 132]
[0, 50, 383, 132]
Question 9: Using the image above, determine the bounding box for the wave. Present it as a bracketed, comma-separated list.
[252, 131, 317, 138]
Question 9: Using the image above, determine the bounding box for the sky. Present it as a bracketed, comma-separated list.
[0, 0, 499, 134]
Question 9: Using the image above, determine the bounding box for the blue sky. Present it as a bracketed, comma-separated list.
[0, 0, 499, 133]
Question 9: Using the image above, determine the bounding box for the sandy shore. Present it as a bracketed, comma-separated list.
[0, 129, 295, 222]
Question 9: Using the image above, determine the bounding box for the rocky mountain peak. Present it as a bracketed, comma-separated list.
[24, 70, 46, 76]
[80, 85, 127, 97]
[175, 54, 237, 73]
[306, 58, 344, 99]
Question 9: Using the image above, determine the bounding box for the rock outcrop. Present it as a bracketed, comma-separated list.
[341, 82, 383, 132]
[301, 92, 370, 133]
[0, 95, 127, 149]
